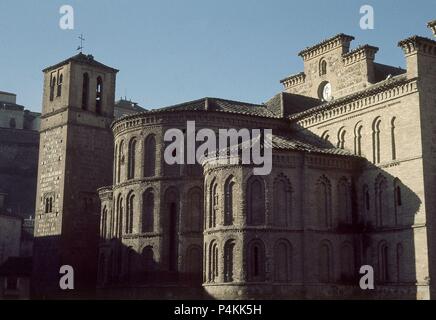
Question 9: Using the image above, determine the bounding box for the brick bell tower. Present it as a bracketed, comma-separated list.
[32, 53, 118, 298]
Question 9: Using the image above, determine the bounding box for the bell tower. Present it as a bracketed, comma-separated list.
[32, 53, 118, 298]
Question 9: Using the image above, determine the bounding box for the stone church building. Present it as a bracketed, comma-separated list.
[32, 21, 436, 299]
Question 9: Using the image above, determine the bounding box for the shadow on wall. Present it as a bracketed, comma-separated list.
[299, 129, 422, 299]
[96, 237, 212, 300]
[30, 127, 423, 299]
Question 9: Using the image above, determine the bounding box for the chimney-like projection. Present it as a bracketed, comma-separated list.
[428, 20, 436, 37]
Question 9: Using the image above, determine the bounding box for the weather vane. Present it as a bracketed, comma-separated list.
[77, 34, 85, 53]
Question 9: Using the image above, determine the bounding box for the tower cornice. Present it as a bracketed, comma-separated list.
[298, 33, 355, 61]
[398, 36, 436, 55]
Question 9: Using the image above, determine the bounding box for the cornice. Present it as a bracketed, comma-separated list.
[280, 72, 306, 86]
[398, 35, 436, 55]
[342, 45, 379, 66]
[298, 33, 355, 61]
[289, 76, 417, 127]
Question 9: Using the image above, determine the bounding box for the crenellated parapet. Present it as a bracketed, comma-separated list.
[280, 72, 306, 89]
[342, 45, 379, 66]
[298, 33, 355, 61]
[398, 36, 436, 56]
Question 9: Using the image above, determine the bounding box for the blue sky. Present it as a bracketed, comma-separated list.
[0, 0, 434, 112]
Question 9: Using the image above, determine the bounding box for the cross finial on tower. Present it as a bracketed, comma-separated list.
[77, 34, 85, 53]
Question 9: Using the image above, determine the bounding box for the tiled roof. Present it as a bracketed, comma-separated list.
[0, 91, 16, 96]
[43, 53, 119, 73]
[209, 130, 357, 161]
[265, 92, 320, 117]
[271, 132, 357, 157]
[373, 63, 406, 82]
[116, 97, 279, 122]
[115, 99, 146, 112]
[0, 102, 25, 111]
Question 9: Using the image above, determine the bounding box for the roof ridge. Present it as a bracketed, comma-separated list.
[42, 53, 119, 73]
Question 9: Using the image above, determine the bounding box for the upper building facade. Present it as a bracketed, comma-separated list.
[0, 91, 40, 131]
[32, 21, 436, 299]
[0, 92, 40, 221]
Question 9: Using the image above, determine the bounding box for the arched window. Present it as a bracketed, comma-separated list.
[126, 247, 134, 281]
[321, 130, 330, 142]
[337, 177, 352, 224]
[44, 195, 54, 214]
[57, 74, 63, 97]
[165, 188, 179, 272]
[187, 187, 203, 232]
[319, 241, 333, 283]
[98, 252, 106, 284]
[273, 175, 292, 227]
[185, 245, 202, 284]
[101, 206, 108, 239]
[354, 123, 363, 156]
[96, 76, 103, 114]
[395, 185, 402, 207]
[396, 243, 403, 283]
[109, 206, 114, 238]
[319, 59, 327, 76]
[274, 240, 292, 282]
[44, 198, 49, 213]
[316, 176, 332, 228]
[246, 177, 266, 226]
[224, 240, 235, 283]
[143, 246, 154, 270]
[81, 73, 89, 110]
[378, 241, 389, 282]
[372, 117, 382, 164]
[116, 194, 124, 237]
[209, 179, 218, 228]
[125, 193, 134, 234]
[9, 118, 16, 129]
[375, 174, 388, 227]
[340, 242, 354, 281]
[127, 138, 137, 180]
[208, 241, 219, 282]
[224, 176, 235, 226]
[117, 140, 124, 183]
[142, 189, 154, 232]
[363, 184, 370, 218]
[337, 127, 346, 149]
[393, 178, 402, 225]
[116, 245, 122, 279]
[248, 240, 266, 282]
[144, 134, 156, 177]
[50, 75, 56, 101]
[142, 246, 155, 282]
[391, 117, 396, 160]
[113, 144, 118, 184]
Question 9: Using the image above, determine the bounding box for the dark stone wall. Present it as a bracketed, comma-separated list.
[0, 127, 39, 218]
